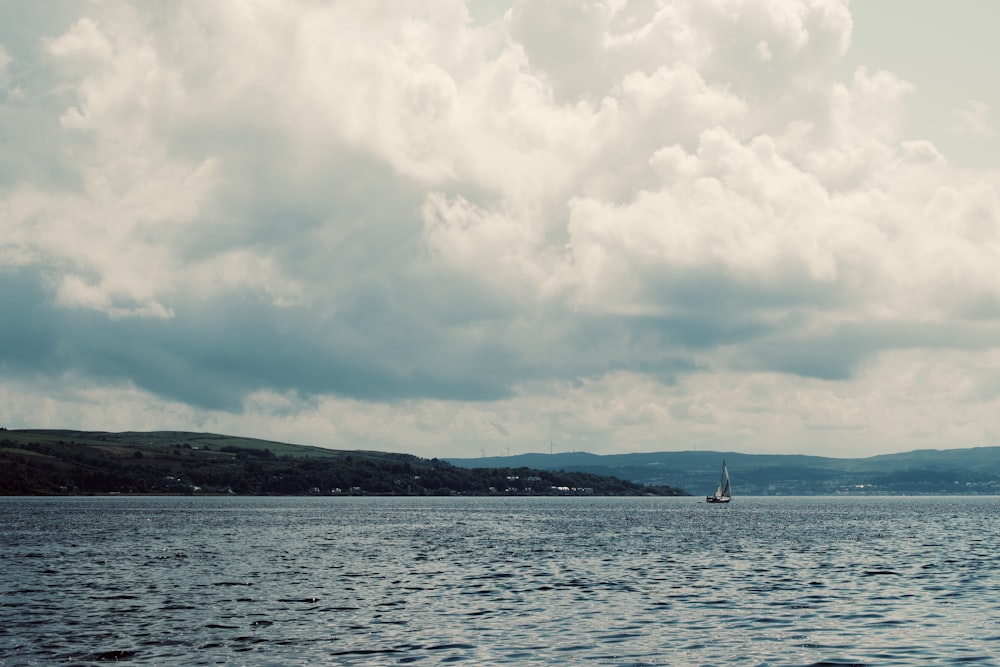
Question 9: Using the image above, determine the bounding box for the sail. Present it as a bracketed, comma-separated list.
[707, 460, 732, 502]
[713, 462, 730, 499]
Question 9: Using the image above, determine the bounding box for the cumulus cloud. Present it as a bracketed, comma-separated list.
[1, 0, 999, 457]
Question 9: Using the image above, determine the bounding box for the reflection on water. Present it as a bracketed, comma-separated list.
[1, 496, 998, 665]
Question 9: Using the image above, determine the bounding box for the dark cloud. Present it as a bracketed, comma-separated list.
[0, 268, 59, 373]
[0, 265, 700, 411]
[746, 319, 1000, 380]
[1, 267, 521, 410]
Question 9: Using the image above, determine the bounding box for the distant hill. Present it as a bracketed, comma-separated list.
[447, 447, 1000, 496]
[0, 429, 684, 497]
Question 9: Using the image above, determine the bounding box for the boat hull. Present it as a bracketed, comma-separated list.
[706, 496, 730, 503]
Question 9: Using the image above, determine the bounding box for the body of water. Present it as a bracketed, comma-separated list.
[1, 495, 998, 666]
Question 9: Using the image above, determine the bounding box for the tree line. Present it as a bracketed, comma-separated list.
[0, 438, 686, 497]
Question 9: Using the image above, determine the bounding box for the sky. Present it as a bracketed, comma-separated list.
[1, 0, 999, 459]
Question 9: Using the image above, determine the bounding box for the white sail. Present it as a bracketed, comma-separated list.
[707, 461, 731, 503]
[718, 462, 731, 497]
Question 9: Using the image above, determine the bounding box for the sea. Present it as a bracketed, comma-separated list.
[1, 495, 997, 666]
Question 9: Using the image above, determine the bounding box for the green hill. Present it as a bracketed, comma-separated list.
[0, 429, 684, 497]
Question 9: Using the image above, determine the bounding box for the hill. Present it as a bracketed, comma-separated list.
[0, 429, 684, 497]
[447, 447, 1000, 496]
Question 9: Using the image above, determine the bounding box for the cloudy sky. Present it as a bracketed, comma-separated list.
[2, 1, 998, 459]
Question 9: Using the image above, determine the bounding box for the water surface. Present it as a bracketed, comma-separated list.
[1, 496, 998, 665]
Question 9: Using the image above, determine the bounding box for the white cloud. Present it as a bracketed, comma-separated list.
[951, 99, 995, 138]
[45, 17, 114, 63]
[2, 0, 1000, 459]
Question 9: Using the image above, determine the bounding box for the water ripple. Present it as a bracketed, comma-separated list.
[1, 495, 998, 666]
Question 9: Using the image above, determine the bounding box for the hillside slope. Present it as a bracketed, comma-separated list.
[0, 429, 684, 497]
[448, 447, 1000, 495]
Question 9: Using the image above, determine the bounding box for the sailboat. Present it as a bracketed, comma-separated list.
[706, 460, 731, 503]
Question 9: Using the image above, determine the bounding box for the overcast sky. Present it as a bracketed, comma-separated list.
[2, 1, 998, 459]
